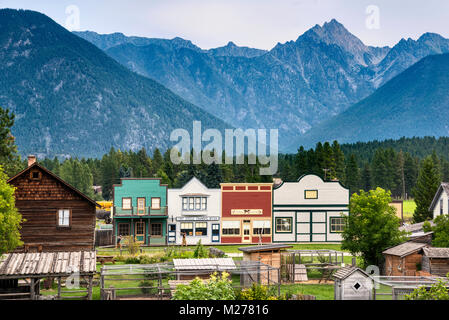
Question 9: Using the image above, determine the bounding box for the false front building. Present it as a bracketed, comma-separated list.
[221, 183, 273, 244]
[273, 175, 349, 243]
[112, 179, 168, 246]
[167, 177, 221, 245]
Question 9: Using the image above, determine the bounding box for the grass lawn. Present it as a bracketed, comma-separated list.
[97, 243, 346, 256]
[403, 199, 416, 221]
[280, 283, 334, 300]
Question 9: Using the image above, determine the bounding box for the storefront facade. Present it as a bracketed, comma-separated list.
[112, 178, 168, 246]
[273, 175, 349, 243]
[221, 183, 273, 244]
[167, 177, 221, 245]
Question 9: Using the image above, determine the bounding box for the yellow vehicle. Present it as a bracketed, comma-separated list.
[97, 201, 113, 212]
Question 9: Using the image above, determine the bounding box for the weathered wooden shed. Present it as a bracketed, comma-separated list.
[422, 247, 449, 277]
[173, 258, 236, 280]
[239, 244, 293, 269]
[0, 251, 96, 300]
[382, 242, 429, 276]
[333, 266, 374, 300]
[7, 157, 99, 252]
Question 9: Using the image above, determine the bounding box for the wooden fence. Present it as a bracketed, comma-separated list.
[95, 230, 113, 247]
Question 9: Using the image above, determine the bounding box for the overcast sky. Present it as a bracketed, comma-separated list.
[2, 0, 449, 50]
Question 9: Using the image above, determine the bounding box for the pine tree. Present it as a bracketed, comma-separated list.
[360, 162, 372, 192]
[345, 154, 360, 195]
[332, 141, 346, 182]
[413, 156, 441, 223]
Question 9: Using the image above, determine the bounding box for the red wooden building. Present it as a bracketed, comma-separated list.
[220, 183, 273, 244]
[7, 156, 99, 252]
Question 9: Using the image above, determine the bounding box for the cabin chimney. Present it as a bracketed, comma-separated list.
[28, 155, 37, 167]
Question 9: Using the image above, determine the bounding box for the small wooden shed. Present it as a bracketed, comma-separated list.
[382, 242, 428, 276]
[333, 266, 374, 300]
[239, 244, 293, 269]
[422, 247, 449, 277]
[173, 258, 236, 280]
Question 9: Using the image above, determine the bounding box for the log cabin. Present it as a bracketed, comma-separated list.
[7, 156, 99, 252]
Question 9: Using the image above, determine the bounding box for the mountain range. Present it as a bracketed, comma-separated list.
[2, 8, 449, 158]
[292, 52, 449, 148]
[76, 21, 449, 152]
[0, 9, 229, 158]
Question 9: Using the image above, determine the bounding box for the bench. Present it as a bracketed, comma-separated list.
[97, 256, 116, 265]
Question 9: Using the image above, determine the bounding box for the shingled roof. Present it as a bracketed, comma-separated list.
[429, 182, 449, 212]
[423, 247, 449, 258]
[333, 266, 370, 280]
[382, 242, 428, 258]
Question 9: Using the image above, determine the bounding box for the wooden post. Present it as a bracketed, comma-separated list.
[100, 267, 104, 300]
[30, 278, 35, 300]
[87, 276, 93, 300]
[277, 267, 281, 297]
[292, 253, 296, 283]
[352, 257, 356, 267]
[57, 277, 61, 300]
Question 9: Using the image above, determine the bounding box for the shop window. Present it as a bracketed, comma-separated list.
[151, 223, 163, 237]
[182, 197, 208, 211]
[118, 223, 130, 236]
[151, 198, 161, 209]
[181, 223, 194, 236]
[222, 221, 240, 235]
[253, 220, 271, 235]
[330, 217, 345, 233]
[276, 218, 292, 233]
[195, 222, 208, 236]
[305, 190, 318, 199]
[122, 198, 132, 210]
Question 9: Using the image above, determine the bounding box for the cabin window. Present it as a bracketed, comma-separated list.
[30, 170, 41, 181]
[118, 223, 130, 236]
[195, 222, 208, 236]
[276, 218, 293, 233]
[180, 223, 194, 236]
[253, 220, 271, 235]
[122, 198, 132, 210]
[330, 217, 345, 233]
[58, 209, 71, 227]
[222, 221, 240, 235]
[151, 198, 161, 209]
[440, 199, 444, 215]
[150, 223, 162, 237]
[305, 190, 318, 199]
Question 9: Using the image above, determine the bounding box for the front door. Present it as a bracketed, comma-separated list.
[168, 224, 177, 243]
[135, 221, 146, 244]
[212, 224, 220, 243]
[137, 198, 146, 215]
[242, 221, 251, 243]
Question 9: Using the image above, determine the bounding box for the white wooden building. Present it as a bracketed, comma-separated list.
[333, 266, 374, 300]
[167, 177, 221, 245]
[273, 174, 349, 243]
[429, 182, 449, 219]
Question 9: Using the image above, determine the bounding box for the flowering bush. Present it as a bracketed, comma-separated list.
[172, 272, 236, 300]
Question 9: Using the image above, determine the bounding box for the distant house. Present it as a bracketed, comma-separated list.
[7, 156, 98, 252]
[167, 177, 221, 245]
[272, 174, 349, 243]
[112, 178, 168, 246]
[429, 182, 449, 219]
[399, 221, 434, 244]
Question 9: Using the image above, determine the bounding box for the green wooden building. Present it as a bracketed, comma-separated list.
[112, 178, 168, 246]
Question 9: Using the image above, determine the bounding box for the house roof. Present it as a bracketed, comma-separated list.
[429, 183, 449, 211]
[400, 221, 435, 234]
[333, 266, 370, 280]
[382, 242, 428, 257]
[0, 251, 97, 279]
[423, 247, 449, 258]
[238, 244, 293, 253]
[173, 258, 236, 271]
[7, 162, 99, 207]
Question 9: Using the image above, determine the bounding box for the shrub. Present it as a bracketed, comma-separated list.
[126, 236, 141, 255]
[237, 283, 278, 300]
[139, 280, 156, 295]
[172, 272, 236, 300]
[193, 240, 208, 258]
[405, 278, 449, 300]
